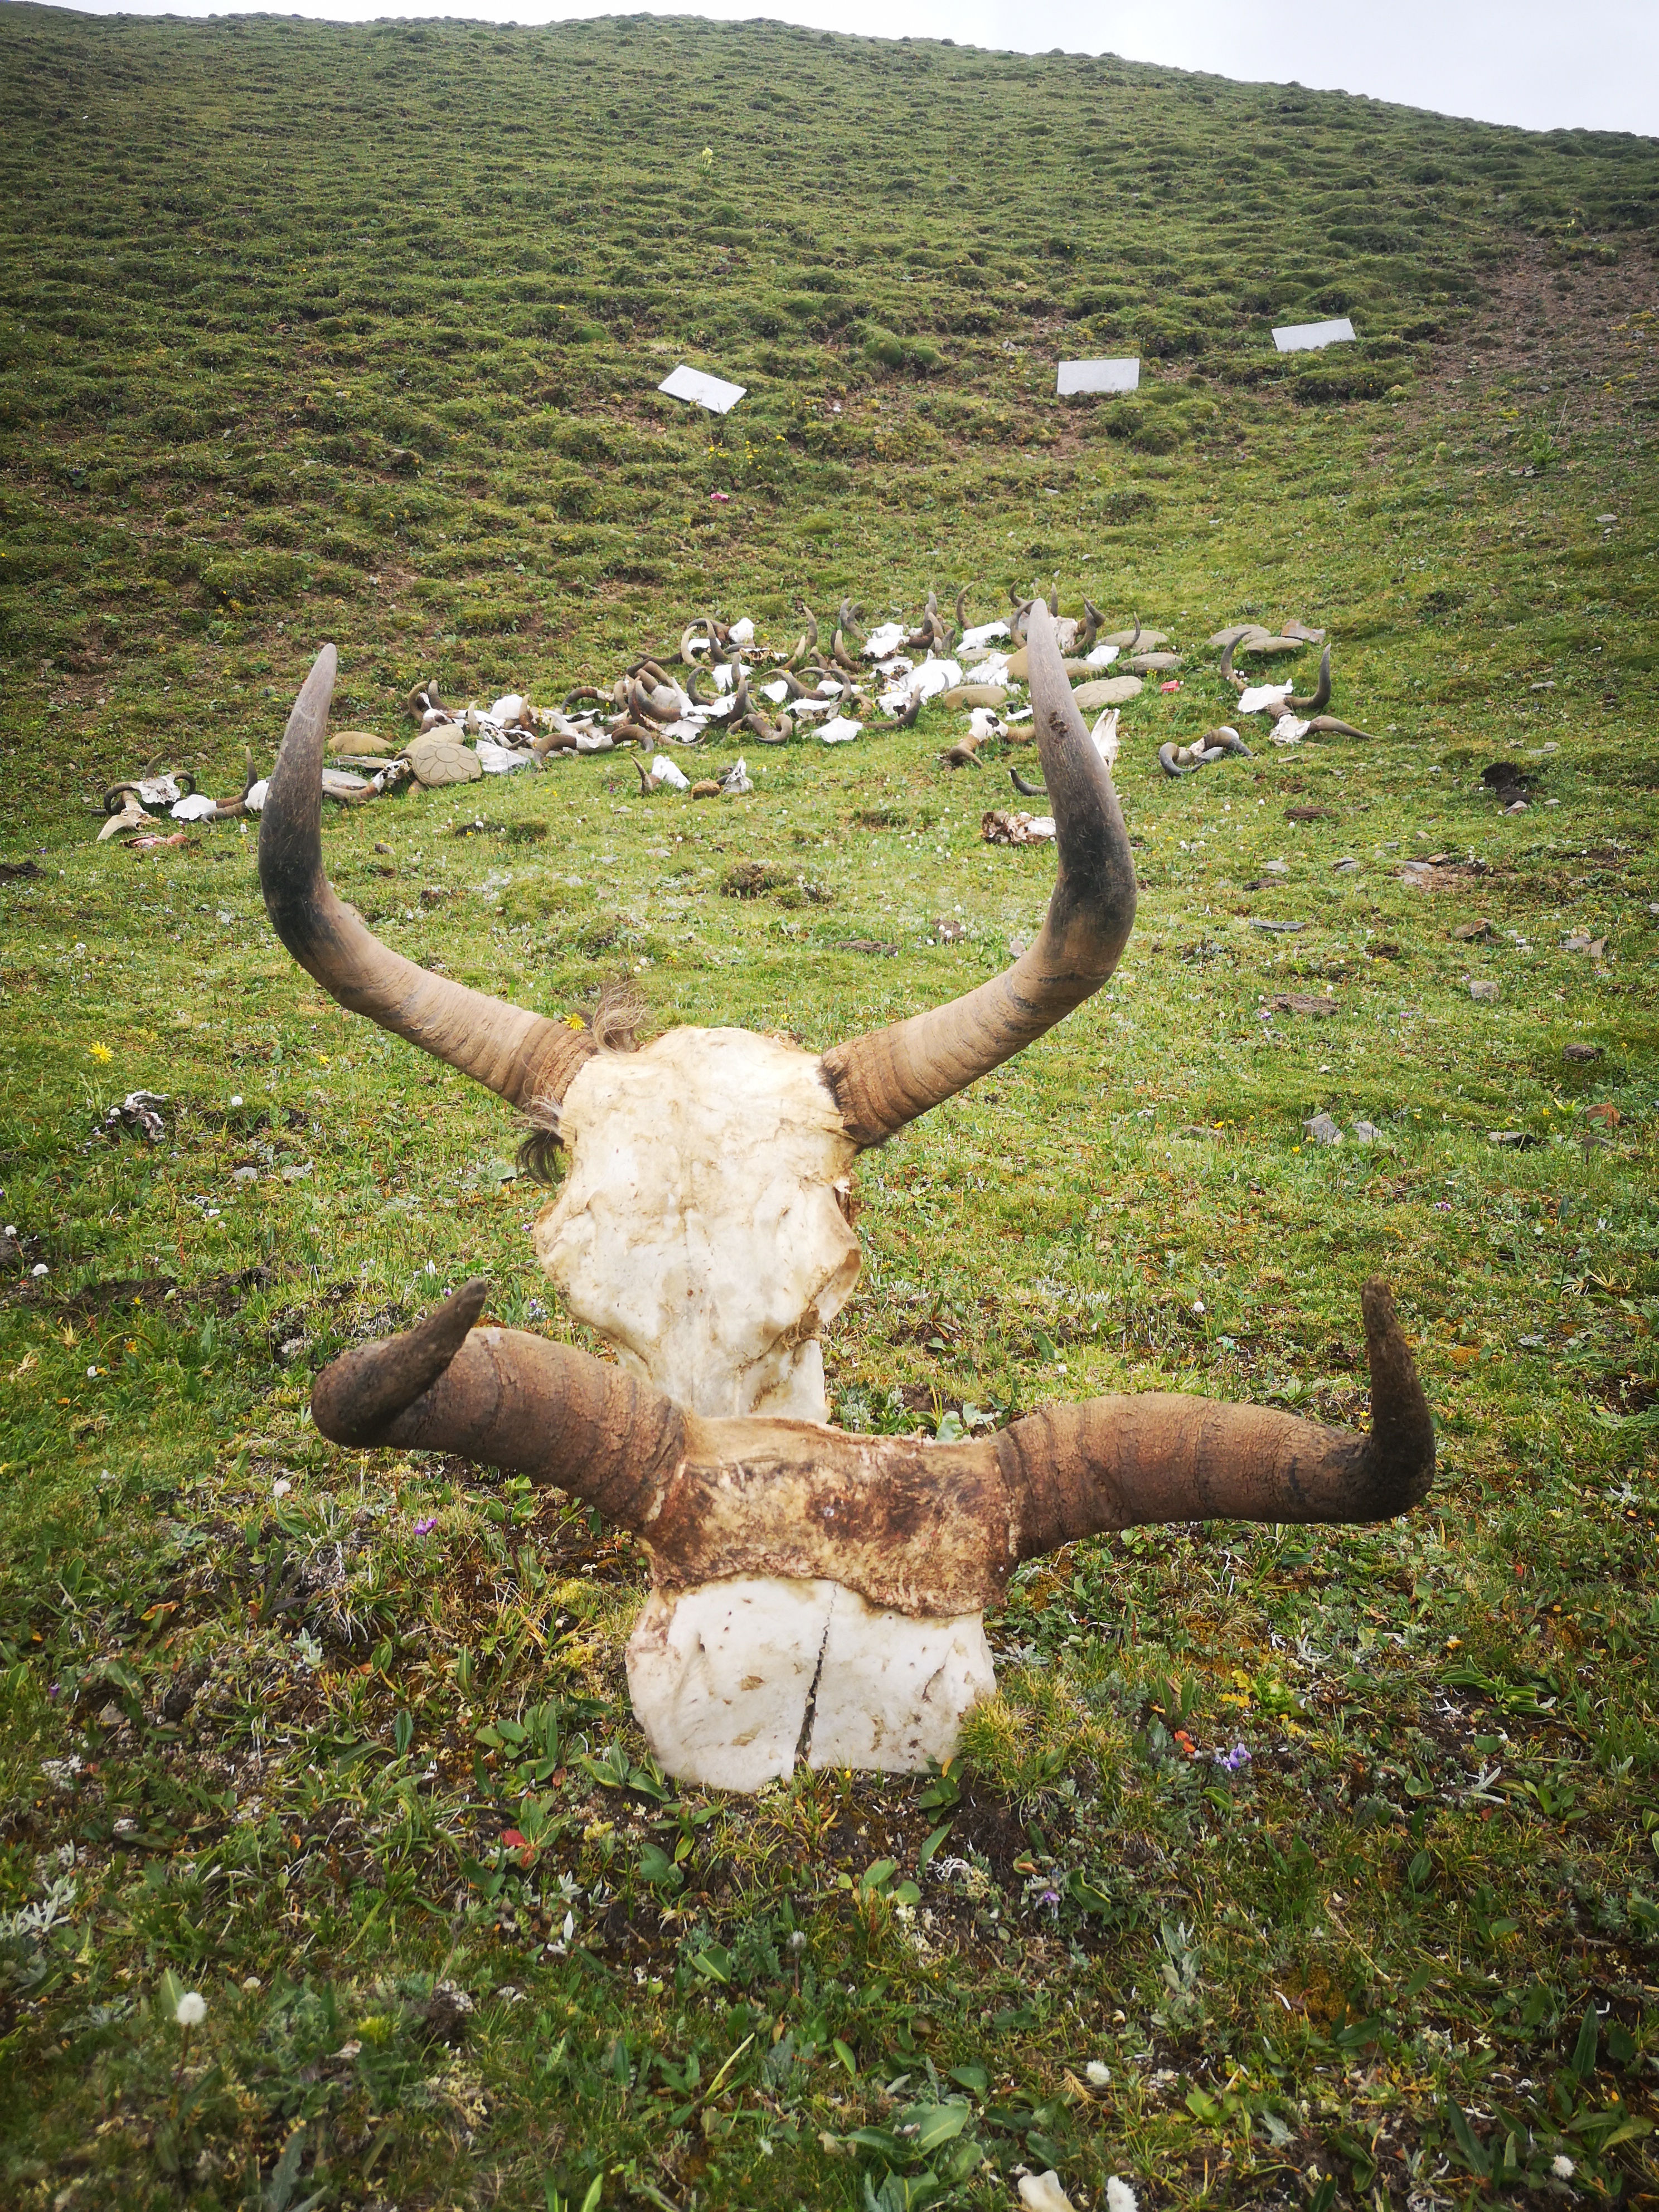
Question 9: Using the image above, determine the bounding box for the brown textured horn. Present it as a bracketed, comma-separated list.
[310, 1280, 1431, 1619]
[259, 647, 594, 1109]
[820, 601, 1136, 1146]
[1287, 643, 1332, 715]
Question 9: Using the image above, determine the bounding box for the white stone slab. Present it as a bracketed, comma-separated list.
[659, 363, 747, 414]
[1272, 318, 1356, 354]
[1056, 357, 1140, 396]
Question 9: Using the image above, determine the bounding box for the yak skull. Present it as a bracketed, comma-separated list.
[537, 1026, 859, 1422]
[265, 605, 1435, 1792]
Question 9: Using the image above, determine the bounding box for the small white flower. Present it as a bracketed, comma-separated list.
[230, 1095, 243, 1107]
[1553, 2155, 1575, 2181]
[1085, 2060, 1112, 2086]
[271, 1478, 292, 1499]
[241, 1975, 263, 1993]
[561, 1910, 575, 1943]
[1192, 1298, 1205, 1315]
[174, 1991, 207, 2027]
[1107, 2181, 1139, 2212]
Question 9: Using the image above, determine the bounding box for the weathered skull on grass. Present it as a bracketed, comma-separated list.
[263, 606, 1434, 1791]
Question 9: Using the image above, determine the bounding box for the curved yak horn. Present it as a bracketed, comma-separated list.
[1288, 643, 1332, 715]
[821, 602, 1136, 1146]
[260, 647, 594, 1110]
[314, 1280, 1433, 1619]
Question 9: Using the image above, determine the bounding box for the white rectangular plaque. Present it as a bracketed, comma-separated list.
[1272, 318, 1356, 354]
[1056, 357, 1140, 396]
[658, 362, 746, 414]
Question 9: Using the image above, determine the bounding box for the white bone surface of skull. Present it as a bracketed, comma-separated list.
[533, 1027, 861, 1419]
[626, 1575, 996, 1792]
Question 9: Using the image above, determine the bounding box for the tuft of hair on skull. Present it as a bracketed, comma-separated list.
[515, 1099, 565, 1186]
[515, 982, 649, 1181]
[584, 980, 650, 1054]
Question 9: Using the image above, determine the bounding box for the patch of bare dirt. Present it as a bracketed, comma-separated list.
[1410, 234, 1659, 440]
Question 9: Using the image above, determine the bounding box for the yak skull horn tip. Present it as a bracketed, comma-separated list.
[313, 1276, 491, 1448]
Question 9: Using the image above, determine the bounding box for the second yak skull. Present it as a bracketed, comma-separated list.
[263, 605, 1435, 1791]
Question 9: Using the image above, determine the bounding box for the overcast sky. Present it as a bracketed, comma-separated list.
[52, 1, 1659, 137]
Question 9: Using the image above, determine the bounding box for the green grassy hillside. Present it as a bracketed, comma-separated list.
[1, 8, 1657, 2209]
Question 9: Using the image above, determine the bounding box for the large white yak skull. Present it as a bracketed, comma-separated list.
[270, 615, 1434, 1792]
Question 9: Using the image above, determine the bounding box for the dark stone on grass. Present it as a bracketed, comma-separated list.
[410, 1981, 475, 2045]
[161, 1661, 210, 1723]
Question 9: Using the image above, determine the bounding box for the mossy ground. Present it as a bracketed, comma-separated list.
[0, 9, 1657, 2209]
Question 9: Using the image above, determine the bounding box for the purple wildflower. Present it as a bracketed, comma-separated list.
[1217, 1743, 1251, 1774]
[413, 1516, 439, 1537]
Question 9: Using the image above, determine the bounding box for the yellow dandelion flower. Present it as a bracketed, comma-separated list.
[88, 1044, 113, 1064]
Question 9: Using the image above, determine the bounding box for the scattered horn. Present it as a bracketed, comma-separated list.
[1288, 643, 1332, 716]
[821, 603, 1137, 1145]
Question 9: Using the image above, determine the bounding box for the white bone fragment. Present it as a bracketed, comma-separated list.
[818, 716, 862, 744]
[659, 719, 705, 744]
[171, 793, 220, 821]
[1237, 682, 1293, 716]
[245, 779, 269, 812]
[862, 622, 906, 659]
[650, 754, 691, 791]
[489, 693, 532, 726]
[1085, 642, 1120, 667]
[880, 657, 962, 715]
[476, 741, 534, 773]
[1092, 707, 1120, 769]
[961, 650, 1012, 687]
[760, 679, 791, 704]
[1271, 716, 1311, 745]
[959, 620, 1011, 649]
[720, 758, 752, 795]
[727, 617, 754, 646]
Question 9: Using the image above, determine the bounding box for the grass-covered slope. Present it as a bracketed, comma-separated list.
[1, 8, 1658, 2208]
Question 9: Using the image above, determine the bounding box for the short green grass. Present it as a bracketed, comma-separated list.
[1, 9, 1657, 2209]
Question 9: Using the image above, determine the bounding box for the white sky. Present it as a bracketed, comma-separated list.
[50, 1, 1659, 137]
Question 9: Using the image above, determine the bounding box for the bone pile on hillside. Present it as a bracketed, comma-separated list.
[91, 593, 1356, 839]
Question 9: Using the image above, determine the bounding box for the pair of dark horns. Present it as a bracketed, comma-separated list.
[256, 605, 1137, 1146]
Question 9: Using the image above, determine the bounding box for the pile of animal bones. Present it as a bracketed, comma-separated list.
[255, 600, 1432, 1793]
[93, 592, 1372, 842]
